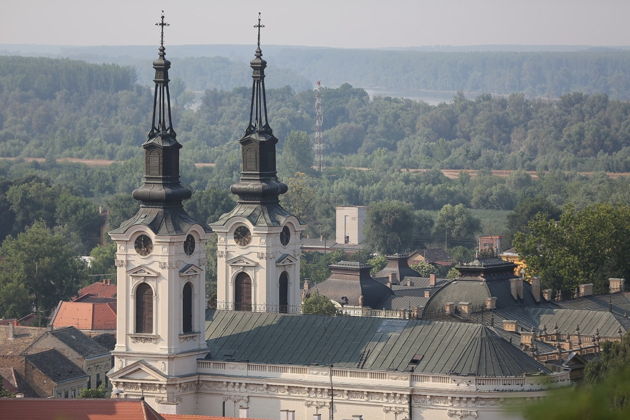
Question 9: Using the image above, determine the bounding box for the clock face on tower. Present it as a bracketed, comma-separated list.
[234, 226, 252, 246]
[184, 234, 195, 255]
[280, 226, 291, 246]
[134, 234, 153, 256]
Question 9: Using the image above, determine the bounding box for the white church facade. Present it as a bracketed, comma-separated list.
[107, 13, 570, 420]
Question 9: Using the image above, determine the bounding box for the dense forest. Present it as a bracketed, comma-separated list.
[2, 56, 630, 173]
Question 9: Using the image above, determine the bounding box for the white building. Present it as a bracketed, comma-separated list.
[336, 206, 367, 245]
[108, 18, 570, 420]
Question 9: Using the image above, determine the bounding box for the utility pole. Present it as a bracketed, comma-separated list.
[314, 81, 324, 171]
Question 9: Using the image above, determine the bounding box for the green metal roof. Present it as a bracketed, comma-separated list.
[205, 310, 549, 377]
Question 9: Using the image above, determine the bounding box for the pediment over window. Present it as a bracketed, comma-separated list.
[227, 255, 258, 268]
[109, 360, 166, 382]
[276, 253, 297, 266]
[179, 263, 203, 277]
[127, 265, 159, 277]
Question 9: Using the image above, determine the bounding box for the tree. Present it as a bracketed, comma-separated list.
[365, 201, 416, 254]
[410, 261, 437, 277]
[300, 250, 344, 285]
[520, 335, 630, 420]
[0, 378, 14, 397]
[280, 130, 314, 176]
[302, 292, 337, 316]
[184, 188, 234, 225]
[446, 268, 461, 279]
[435, 204, 481, 248]
[514, 204, 630, 294]
[105, 194, 139, 232]
[0, 221, 86, 316]
[88, 242, 116, 277]
[281, 173, 316, 224]
[5, 180, 59, 234]
[368, 255, 387, 276]
[585, 333, 630, 384]
[506, 196, 561, 237]
[0, 280, 31, 319]
[55, 192, 102, 253]
[79, 385, 107, 398]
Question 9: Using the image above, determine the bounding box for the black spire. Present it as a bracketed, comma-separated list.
[230, 13, 287, 204]
[132, 10, 191, 208]
[111, 12, 208, 236]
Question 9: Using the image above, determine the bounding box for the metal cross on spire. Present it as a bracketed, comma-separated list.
[155, 10, 169, 49]
[254, 12, 265, 49]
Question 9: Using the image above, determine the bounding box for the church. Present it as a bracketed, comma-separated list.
[107, 13, 570, 420]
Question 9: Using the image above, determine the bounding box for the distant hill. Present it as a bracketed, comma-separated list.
[3, 44, 630, 99]
[2, 55, 630, 174]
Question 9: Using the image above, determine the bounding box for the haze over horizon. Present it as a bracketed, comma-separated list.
[2, 0, 629, 49]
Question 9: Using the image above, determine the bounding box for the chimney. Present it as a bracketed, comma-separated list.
[389, 272, 399, 285]
[484, 297, 497, 310]
[543, 289, 553, 301]
[444, 302, 454, 315]
[8, 323, 15, 340]
[301, 279, 310, 301]
[579, 283, 593, 297]
[530, 277, 541, 302]
[429, 273, 437, 287]
[555, 289, 563, 302]
[510, 278, 523, 300]
[458, 302, 471, 318]
[521, 331, 534, 348]
[502, 320, 518, 332]
[405, 279, 414, 287]
[609, 278, 625, 294]
[424, 290, 431, 298]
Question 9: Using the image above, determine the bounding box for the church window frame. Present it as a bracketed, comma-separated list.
[134, 282, 154, 334]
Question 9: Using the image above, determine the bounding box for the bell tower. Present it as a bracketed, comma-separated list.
[211, 13, 305, 313]
[108, 12, 211, 411]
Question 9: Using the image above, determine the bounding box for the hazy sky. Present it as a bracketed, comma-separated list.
[2, 0, 629, 48]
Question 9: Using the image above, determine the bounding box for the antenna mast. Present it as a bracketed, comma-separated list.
[314, 81, 324, 172]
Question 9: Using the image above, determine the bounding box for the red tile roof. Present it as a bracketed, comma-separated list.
[0, 399, 266, 420]
[51, 301, 116, 330]
[77, 280, 117, 299]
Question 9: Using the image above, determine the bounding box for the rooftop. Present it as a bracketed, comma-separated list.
[76, 280, 117, 299]
[205, 310, 549, 377]
[0, 399, 263, 420]
[49, 326, 110, 358]
[51, 300, 117, 331]
[25, 349, 86, 383]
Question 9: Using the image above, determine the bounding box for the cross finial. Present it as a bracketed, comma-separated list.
[254, 12, 265, 49]
[156, 10, 169, 49]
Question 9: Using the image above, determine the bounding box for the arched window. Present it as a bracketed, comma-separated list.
[183, 282, 193, 333]
[279, 272, 289, 313]
[135, 283, 153, 333]
[234, 273, 252, 311]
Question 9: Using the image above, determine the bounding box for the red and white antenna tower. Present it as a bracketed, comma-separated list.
[314, 81, 324, 172]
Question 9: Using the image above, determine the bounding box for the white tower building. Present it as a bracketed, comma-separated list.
[108, 13, 211, 412]
[211, 15, 305, 313]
